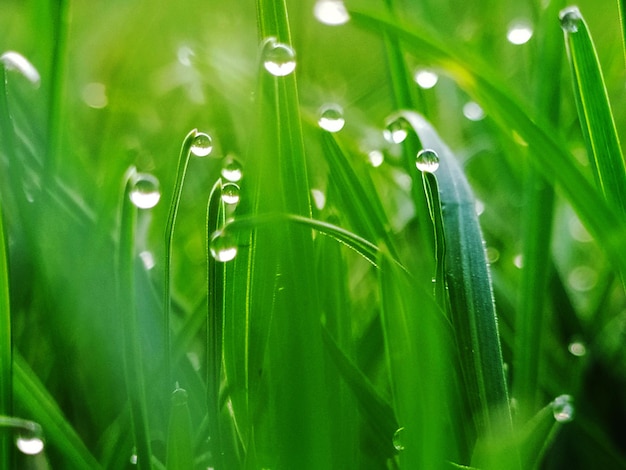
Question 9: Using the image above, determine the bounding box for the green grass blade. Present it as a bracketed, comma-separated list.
[165, 387, 193, 470]
[0, 194, 11, 468]
[117, 167, 152, 470]
[560, 6, 626, 214]
[618, 0, 626, 66]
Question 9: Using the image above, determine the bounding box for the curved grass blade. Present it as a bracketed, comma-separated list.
[560, 6, 626, 215]
[117, 167, 152, 470]
[166, 387, 193, 470]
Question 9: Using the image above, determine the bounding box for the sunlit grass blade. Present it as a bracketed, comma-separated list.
[165, 387, 193, 470]
[560, 6, 626, 215]
[117, 167, 152, 470]
[13, 355, 101, 469]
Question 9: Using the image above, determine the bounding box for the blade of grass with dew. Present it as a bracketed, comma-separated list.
[13, 354, 101, 469]
[165, 387, 193, 470]
[561, 6, 626, 215]
[117, 167, 152, 470]
[349, 9, 626, 278]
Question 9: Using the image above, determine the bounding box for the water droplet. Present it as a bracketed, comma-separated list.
[81, 82, 108, 109]
[263, 39, 296, 76]
[130, 453, 138, 465]
[0, 51, 41, 87]
[486, 246, 500, 263]
[513, 254, 523, 269]
[414, 69, 439, 89]
[139, 251, 155, 270]
[177, 45, 195, 66]
[507, 20, 533, 44]
[568, 266, 598, 292]
[15, 435, 45, 455]
[318, 103, 345, 132]
[130, 173, 161, 209]
[475, 199, 486, 216]
[392, 427, 405, 452]
[210, 230, 238, 262]
[171, 387, 189, 406]
[314, 0, 350, 25]
[383, 117, 410, 144]
[311, 189, 326, 210]
[560, 7, 582, 33]
[552, 394, 575, 423]
[463, 101, 485, 121]
[367, 150, 384, 167]
[221, 183, 240, 205]
[568, 340, 587, 357]
[191, 132, 213, 157]
[415, 149, 440, 173]
[221, 156, 243, 182]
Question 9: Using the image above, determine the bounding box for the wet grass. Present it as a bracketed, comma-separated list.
[1, 0, 626, 468]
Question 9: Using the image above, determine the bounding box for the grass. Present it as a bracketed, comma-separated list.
[1, 0, 626, 468]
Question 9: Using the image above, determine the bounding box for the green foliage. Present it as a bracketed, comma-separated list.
[1, 0, 625, 468]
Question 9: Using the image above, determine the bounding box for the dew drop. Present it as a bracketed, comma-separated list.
[560, 6, 582, 33]
[221, 182, 240, 205]
[81, 82, 108, 109]
[314, 0, 350, 25]
[367, 150, 384, 167]
[513, 254, 523, 269]
[567, 265, 598, 292]
[392, 427, 405, 452]
[415, 149, 440, 173]
[552, 394, 575, 423]
[0, 51, 41, 87]
[139, 251, 155, 270]
[263, 40, 296, 76]
[311, 188, 326, 210]
[191, 132, 213, 157]
[463, 101, 485, 121]
[130, 173, 161, 209]
[318, 103, 345, 132]
[507, 20, 533, 44]
[210, 230, 238, 262]
[15, 435, 45, 455]
[383, 117, 410, 144]
[221, 156, 243, 182]
[130, 453, 138, 465]
[568, 340, 587, 357]
[414, 69, 439, 89]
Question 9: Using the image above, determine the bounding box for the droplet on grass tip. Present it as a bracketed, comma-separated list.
[15, 435, 45, 455]
[415, 149, 440, 173]
[314, 0, 350, 25]
[392, 427, 405, 451]
[1, 51, 41, 87]
[221, 182, 240, 205]
[560, 6, 582, 33]
[221, 156, 243, 182]
[191, 132, 213, 157]
[507, 20, 533, 44]
[210, 230, 238, 262]
[318, 103, 345, 132]
[414, 69, 438, 89]
[383, 117, 410, 144]
[263, 40, 296, 76]
[130, 173, 161, 209]
[552, 394, 575, 422]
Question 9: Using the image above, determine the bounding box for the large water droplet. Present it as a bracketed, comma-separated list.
[313, 0, 350, 25]
[383, 117, 410, 144]
[221, 156, 243, 182]
[191, 132, 213, 157]
[15, 435, 45, 455]
[560, 6, 582, 33]
[130, 173, 161, 209]
[210, 230, 238, 262]
[221, 182, 240, 205]
[414, 69, 439, 89]
[507, 20, 533, 44]
[415, 149, 440, 173]
[263, 40, 296, 76]
[318, 104, 345, 132]
[1, 51, 41, 87]
[392, 427, 405, 452]
[552, 394, 575, 423]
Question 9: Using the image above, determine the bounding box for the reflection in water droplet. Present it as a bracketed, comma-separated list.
[263, 40, 296, 76]
[81, 82, 108, 109]
[221, 183, 240, 205]
[552, 394, 575, 423]
[15, 435, 45, 455]
[383, 117, 410, 144]
[560, 6, 582, 33]
[463, 101, 485, 121]
[392, 427, 405, 452]
[507, 20, 533, 44]
[311, 189, 326, 210]
[222, 156, 243, 182]
[415, 149, 440, 173]
[568, 341, 587, 357]
[313, 0, 350, 25]
[0, 51, 41, 86]
[210, 230, 238, 262]
[191, 132, 213, 157]
[130, 173, 161, 209]
[318, 104, 345, 132]
[367, 150, 384, 167]
[414, 69, 438, 89]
